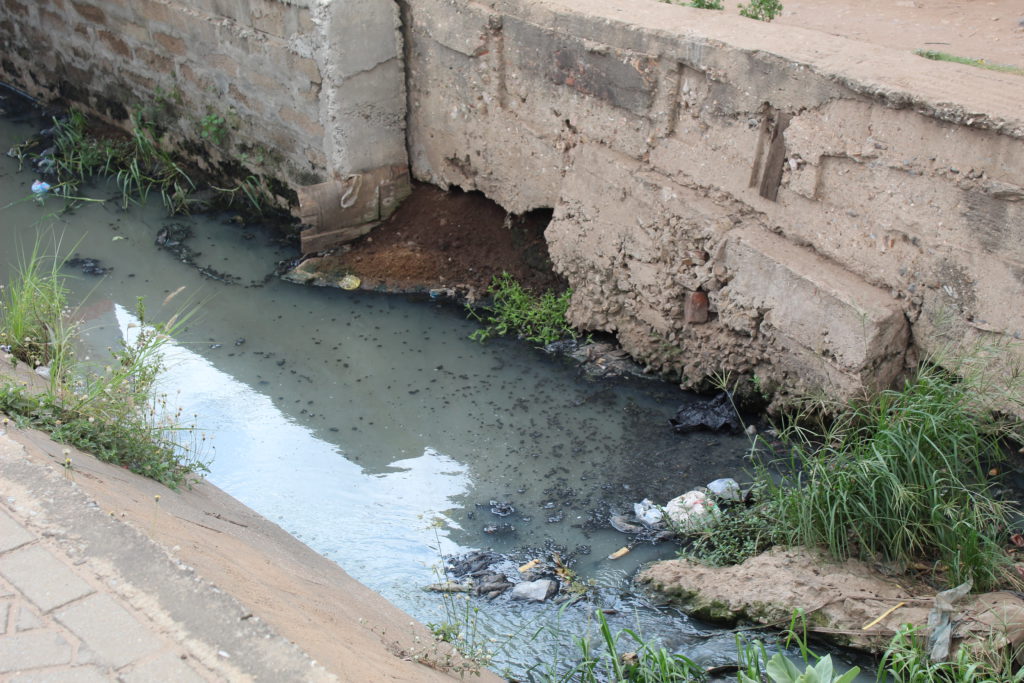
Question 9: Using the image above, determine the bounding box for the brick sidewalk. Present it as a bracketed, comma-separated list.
[0, 433, 336, 682]
[0, 506, 213, 681]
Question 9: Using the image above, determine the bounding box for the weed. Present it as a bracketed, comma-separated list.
[761, 362, 1022, 592]
[914, 50, 1024, 76]
[0, 246, 208, 488]
[45, 108, 197, 214]
[0, 243, 73, 374]
[681, 498, 781, 566]
[529, 610, 705, 682]
[209, 175, 271, 214]
[35, 107, 273, 216]
[198, 112, 228, 145]
[738, 0, 782, 21]
[878, 624, 1024, 682]
[467, 272, 579, 346]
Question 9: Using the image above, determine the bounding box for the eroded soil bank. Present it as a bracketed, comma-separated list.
[640, 547, 1024, 660]
[298, 183, 568, 299]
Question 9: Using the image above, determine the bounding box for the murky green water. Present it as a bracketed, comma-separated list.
[0, 105, 870, 678]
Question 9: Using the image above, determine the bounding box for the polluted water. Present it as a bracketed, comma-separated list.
[0, 104, 870, 678]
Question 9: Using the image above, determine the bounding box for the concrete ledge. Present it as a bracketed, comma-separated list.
[722, 228, 909, 383]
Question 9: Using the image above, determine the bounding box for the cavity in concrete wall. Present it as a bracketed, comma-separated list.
[0, 0, 410, 233]
[403, 0, 1024, 404]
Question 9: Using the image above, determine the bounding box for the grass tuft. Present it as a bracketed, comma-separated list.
[759, 362, 1022, 592]
[35, 107, 273, 216]
[0, 245, 208, 488]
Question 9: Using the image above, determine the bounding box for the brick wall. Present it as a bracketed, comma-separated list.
[0, 0, 408, 215]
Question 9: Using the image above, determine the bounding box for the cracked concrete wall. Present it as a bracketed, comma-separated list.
[404, 0, 1024, 404]
[0, 0, 409, 218]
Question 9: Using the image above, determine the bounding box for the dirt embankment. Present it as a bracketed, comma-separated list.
[640, 547, 1024, 657]
[310, 183, 567, 298]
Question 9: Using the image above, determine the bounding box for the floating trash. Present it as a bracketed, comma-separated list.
[338, 274, 361, 290]
[31, 179, 50, 197]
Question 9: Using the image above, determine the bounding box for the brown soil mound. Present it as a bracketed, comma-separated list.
[315, 183, 567, 296]
[640, 546, 1024, 656]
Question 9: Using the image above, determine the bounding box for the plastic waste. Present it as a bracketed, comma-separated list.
[927, 580, 972, 662]
[670, 392, 740, 433]
[664, 490, 719, 531]
[31, 179, 51, 195]
[517, 559, 541, 573]
[338, 274, 361, 290]
[706, 477, 742, 501]
[633, 498, 665, 527]
[607, 547, 630, 560]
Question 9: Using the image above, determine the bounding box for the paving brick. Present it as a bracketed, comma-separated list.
[55, 594, 162, 669]
[10, 666, 110, 682]
[0, 546, 94, 612]
[0, 630, 73, 673]
[15, 604, 44, 631]
[122, 651, 206, 682]
[0, 508, 34, 552]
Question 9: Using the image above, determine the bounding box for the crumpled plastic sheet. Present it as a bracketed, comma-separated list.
[927, 580, 972, 662]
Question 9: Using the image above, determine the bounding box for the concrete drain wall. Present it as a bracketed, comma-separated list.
[404, 0, 1024, 403]
[2, 0, 1024, 403]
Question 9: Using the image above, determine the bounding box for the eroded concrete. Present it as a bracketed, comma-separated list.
[404, 0, 1024, 403]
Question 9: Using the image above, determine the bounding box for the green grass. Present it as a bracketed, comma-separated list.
[758, 363, 1022, 592]
[467, 272, 579, 346]
[878, 624, 1024, 682]
[0, 247, 208, 488]
[915, 50, 1024, 76]
[681, 496, 782, 566]
[36, 107, 271, 215]
[738, 0, 782, 21]
[525, 610, 706, 682]
[0, 243, 74, 377]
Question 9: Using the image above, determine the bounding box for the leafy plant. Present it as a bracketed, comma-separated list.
[682, 498, 781, 566]
[738, 0, 782, 21]
[739, 653, 859, 683]
[198, 112, 228, 145]
[467, 272, 579, 346]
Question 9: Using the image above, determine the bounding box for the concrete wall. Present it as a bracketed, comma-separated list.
[0, 0, 410, 236]
[3, 0, 1024, 403]
[403, 0, 1024, 403]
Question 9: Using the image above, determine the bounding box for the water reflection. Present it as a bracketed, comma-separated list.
[112, 302, 472, 592]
